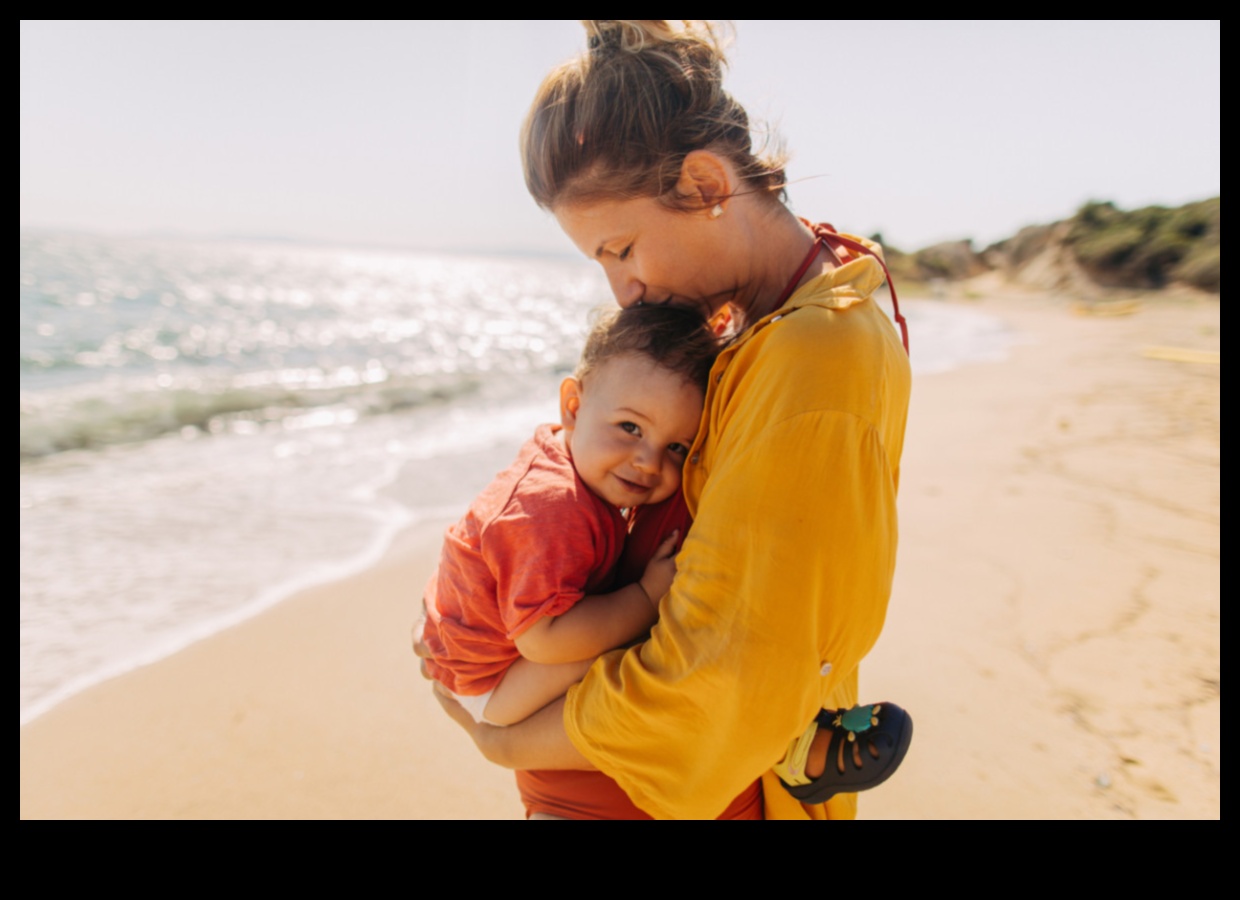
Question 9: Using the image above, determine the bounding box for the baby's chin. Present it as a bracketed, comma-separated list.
[629, 483, 679, 510]
[638, 485, 679, 508]
[591, 478, 678, 510]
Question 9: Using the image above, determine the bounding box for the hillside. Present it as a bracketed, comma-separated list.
[882, 197, 1220, 295]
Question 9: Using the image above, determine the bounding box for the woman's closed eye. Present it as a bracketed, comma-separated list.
[617, 245, 632, 261]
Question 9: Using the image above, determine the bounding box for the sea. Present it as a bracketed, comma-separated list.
[19, 229, 1021, 725]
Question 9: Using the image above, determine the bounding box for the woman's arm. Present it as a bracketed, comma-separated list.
[432, 686, 595, 770]
[413, 610, 595, 767]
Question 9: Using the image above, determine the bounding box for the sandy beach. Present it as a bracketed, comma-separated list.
[19, 285, 1220, 820]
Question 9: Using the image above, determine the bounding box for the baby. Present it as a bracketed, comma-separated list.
[419, 304, 715, 727]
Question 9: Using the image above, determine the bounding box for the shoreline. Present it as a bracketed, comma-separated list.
[20, 518, 527, 819]
[18, 504, 419, 729]
[20, 287, 1220, 819]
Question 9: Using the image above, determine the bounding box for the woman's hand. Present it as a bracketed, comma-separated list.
[429, 681, 510, 764]
[413, 598, 595, 771]
[638, 530, 679, 609]
[411, 600, 432, 680]
[413, 603, 505, 762]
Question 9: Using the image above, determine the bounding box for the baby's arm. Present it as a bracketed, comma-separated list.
[514, 530, 678, 664]
[481, 657, 594, 726]
[482, 531, 678, 726]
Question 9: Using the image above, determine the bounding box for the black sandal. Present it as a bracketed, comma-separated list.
[777, 702, 913, 804]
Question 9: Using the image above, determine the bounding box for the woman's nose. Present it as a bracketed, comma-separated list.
[606, 268, 644, 308]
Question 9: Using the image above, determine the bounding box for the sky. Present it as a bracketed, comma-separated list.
[20, 20, 1221, 256]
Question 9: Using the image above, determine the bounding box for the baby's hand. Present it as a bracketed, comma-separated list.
[638, 530, 679, 609]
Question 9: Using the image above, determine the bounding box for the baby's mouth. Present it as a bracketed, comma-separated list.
[616, 475, 652, 493]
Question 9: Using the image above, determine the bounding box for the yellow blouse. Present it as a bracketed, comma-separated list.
[563, 246, 911, 819]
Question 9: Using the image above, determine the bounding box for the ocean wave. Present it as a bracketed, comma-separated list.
[19, 368, 486, 458]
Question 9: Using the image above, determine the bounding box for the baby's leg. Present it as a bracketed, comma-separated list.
[483, 656, 595, 726]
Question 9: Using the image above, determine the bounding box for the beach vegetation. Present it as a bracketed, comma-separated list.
[1066, 197, 1220, 291]
[878, 238, 987, 289]
[866, 196, 1219, 295]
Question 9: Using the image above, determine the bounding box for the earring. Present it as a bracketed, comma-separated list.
[710, 203, 724, 219]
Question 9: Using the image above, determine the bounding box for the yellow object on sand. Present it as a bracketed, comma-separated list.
[1073, 299, 1143, 317]
[1141, 346, 1220, 365]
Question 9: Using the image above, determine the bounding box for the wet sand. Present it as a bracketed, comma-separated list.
[20, 286, 1220, 819]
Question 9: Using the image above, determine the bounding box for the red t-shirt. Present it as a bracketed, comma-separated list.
[421, 424, 627, 696]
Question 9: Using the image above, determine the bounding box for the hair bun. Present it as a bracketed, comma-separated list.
[524, 21, 787, 211]
[581, 20, 696, 56]
[585, 20, 620, 52]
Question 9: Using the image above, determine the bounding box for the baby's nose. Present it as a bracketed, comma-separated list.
[632, 445, 658, 472]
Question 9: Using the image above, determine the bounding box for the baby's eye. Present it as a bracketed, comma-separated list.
[667, 442, 689, 457]
[619, 421, 640, 435]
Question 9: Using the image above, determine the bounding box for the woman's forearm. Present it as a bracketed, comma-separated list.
[434, 688, 596, 771]
[489, 697, 596, 770]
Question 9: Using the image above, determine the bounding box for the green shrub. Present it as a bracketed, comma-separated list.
[1174, 244, 1221, 291]
[1066, 197, 1219, 290]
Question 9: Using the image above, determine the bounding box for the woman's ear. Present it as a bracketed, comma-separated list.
[559, 376, 583, 428]
[677, 150, 734, 212]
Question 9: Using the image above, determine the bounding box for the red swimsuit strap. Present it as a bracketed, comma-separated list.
[801, 220, 910, 355]
[772, 230, 826, 310]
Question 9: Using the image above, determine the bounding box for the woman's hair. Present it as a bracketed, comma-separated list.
[576, 304, 722, 394]
[522, 20, 787, 212]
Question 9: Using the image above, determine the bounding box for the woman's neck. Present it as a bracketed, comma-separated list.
[732, 205, 828, 325]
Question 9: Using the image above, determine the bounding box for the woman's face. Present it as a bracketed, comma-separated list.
[554, 196, 735, 319]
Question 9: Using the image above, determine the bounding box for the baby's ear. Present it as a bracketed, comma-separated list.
[559, 376, 583, 427]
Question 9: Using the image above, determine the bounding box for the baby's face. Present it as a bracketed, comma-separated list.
[561, 353, 704, 509]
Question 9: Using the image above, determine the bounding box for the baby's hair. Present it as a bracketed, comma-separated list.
[522, 20, 787, 212]
[576, 304, 722, 395]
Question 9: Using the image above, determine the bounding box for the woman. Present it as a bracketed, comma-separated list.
[418, 19, 911, 820]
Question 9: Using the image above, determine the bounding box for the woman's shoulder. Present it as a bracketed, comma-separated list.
[718, 295, 909, 429]
[748, 295, 901, 374]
